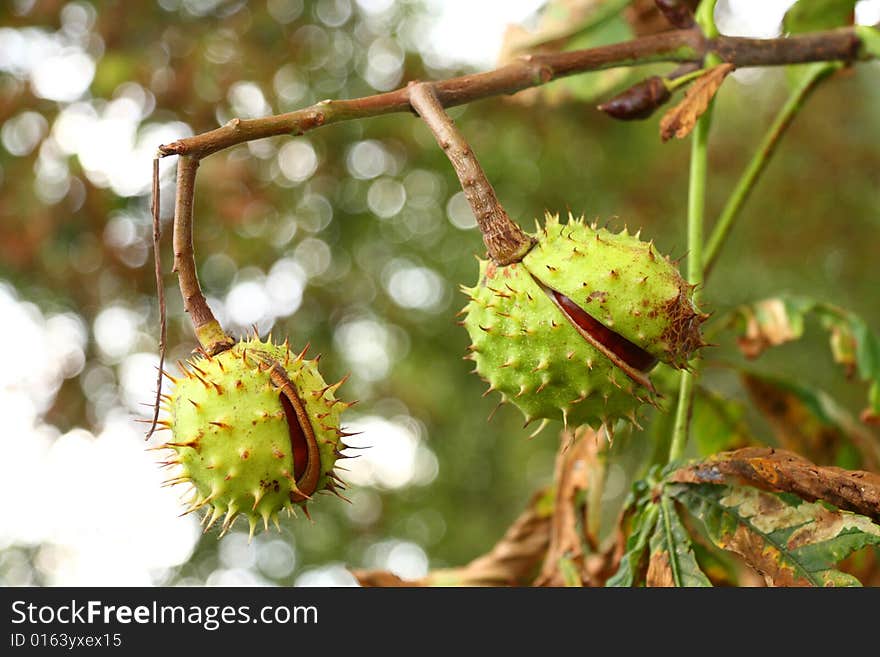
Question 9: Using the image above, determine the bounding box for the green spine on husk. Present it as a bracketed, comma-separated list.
[159, 336, 351, 539]
[461, 212, 706, 430]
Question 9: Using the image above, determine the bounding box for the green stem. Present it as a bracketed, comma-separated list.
[695, 0, 719, 40]
[665, 66, 712, 91]
[702, 63, 838, 277]
[586, 433, 608, 548]
[669, 370, 696, 462]
[668, 95, 714, 464]
[667, 0, 718, 464]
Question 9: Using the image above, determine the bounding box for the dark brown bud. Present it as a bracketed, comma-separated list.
[597, 76, 671, 121]
[654, 0, 696, 29]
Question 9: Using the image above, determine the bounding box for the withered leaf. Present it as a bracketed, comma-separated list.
[729, 295, 880, 423]
[670, 482, 880, 586]
[536, 427, 598, 586]
[646, 496, 711, 587]
[669, 447, 880, 522]
[734, 297, 808, 358]
[741, 372, 880, 471]
[353, 487, 553, 587]
[659, 63, 734, 141]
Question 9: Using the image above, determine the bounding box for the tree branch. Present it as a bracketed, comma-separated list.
[158, 26, 869, 160]
[408, 82, 533, 265]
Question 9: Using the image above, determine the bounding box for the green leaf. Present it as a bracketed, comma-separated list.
[730, 295, 880, 425]
[670, 483, 880, 586]
[783, 0, 857, 34]
[855, 24, 880, 59]
[606, 497, 658, 587]
[691, 386, 754, 457]
[647, 496, 712, 586]
[690, 539, 741, 586]
[849, 316, 880, 382]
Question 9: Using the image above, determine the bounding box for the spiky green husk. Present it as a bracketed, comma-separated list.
[462, 212, 705, 430]
[462, 259, 647, 430]
[160, 337, 349, 539]
[523, 213, 704, 368]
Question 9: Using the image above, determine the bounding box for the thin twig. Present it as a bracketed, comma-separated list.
[172, 156, 234, 355]
[157, 27, 867, 161]
[408, 82, 533, 264]
[146, 156, 166, 439]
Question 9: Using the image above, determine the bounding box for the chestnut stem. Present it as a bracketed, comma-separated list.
[408, 82, 534, 265]
[171, 156, 234, 355]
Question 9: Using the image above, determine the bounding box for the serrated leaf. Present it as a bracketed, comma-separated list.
[606, 497, 658, 587]
[668, 447, 880, 522]
[690, 539, 742, 586]
[646, 496, 712, 587]
[740, 371, 880, 470]
[730, 295, 880, 423]
[669, 482, 880, 586]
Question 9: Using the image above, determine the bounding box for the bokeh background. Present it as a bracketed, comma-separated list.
[1, 0, 878, 586]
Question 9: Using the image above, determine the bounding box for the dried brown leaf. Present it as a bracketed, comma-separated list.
[659, 63, 735, 141]
[535, 426, 601, 586]
[669, 447, 880, 521]
[646, 550, 675, 587]
[735, 298, 802, 358]
[352, 487, 553, 587]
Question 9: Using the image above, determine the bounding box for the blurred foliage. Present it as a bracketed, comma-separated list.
[1, 0, 879, 585]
